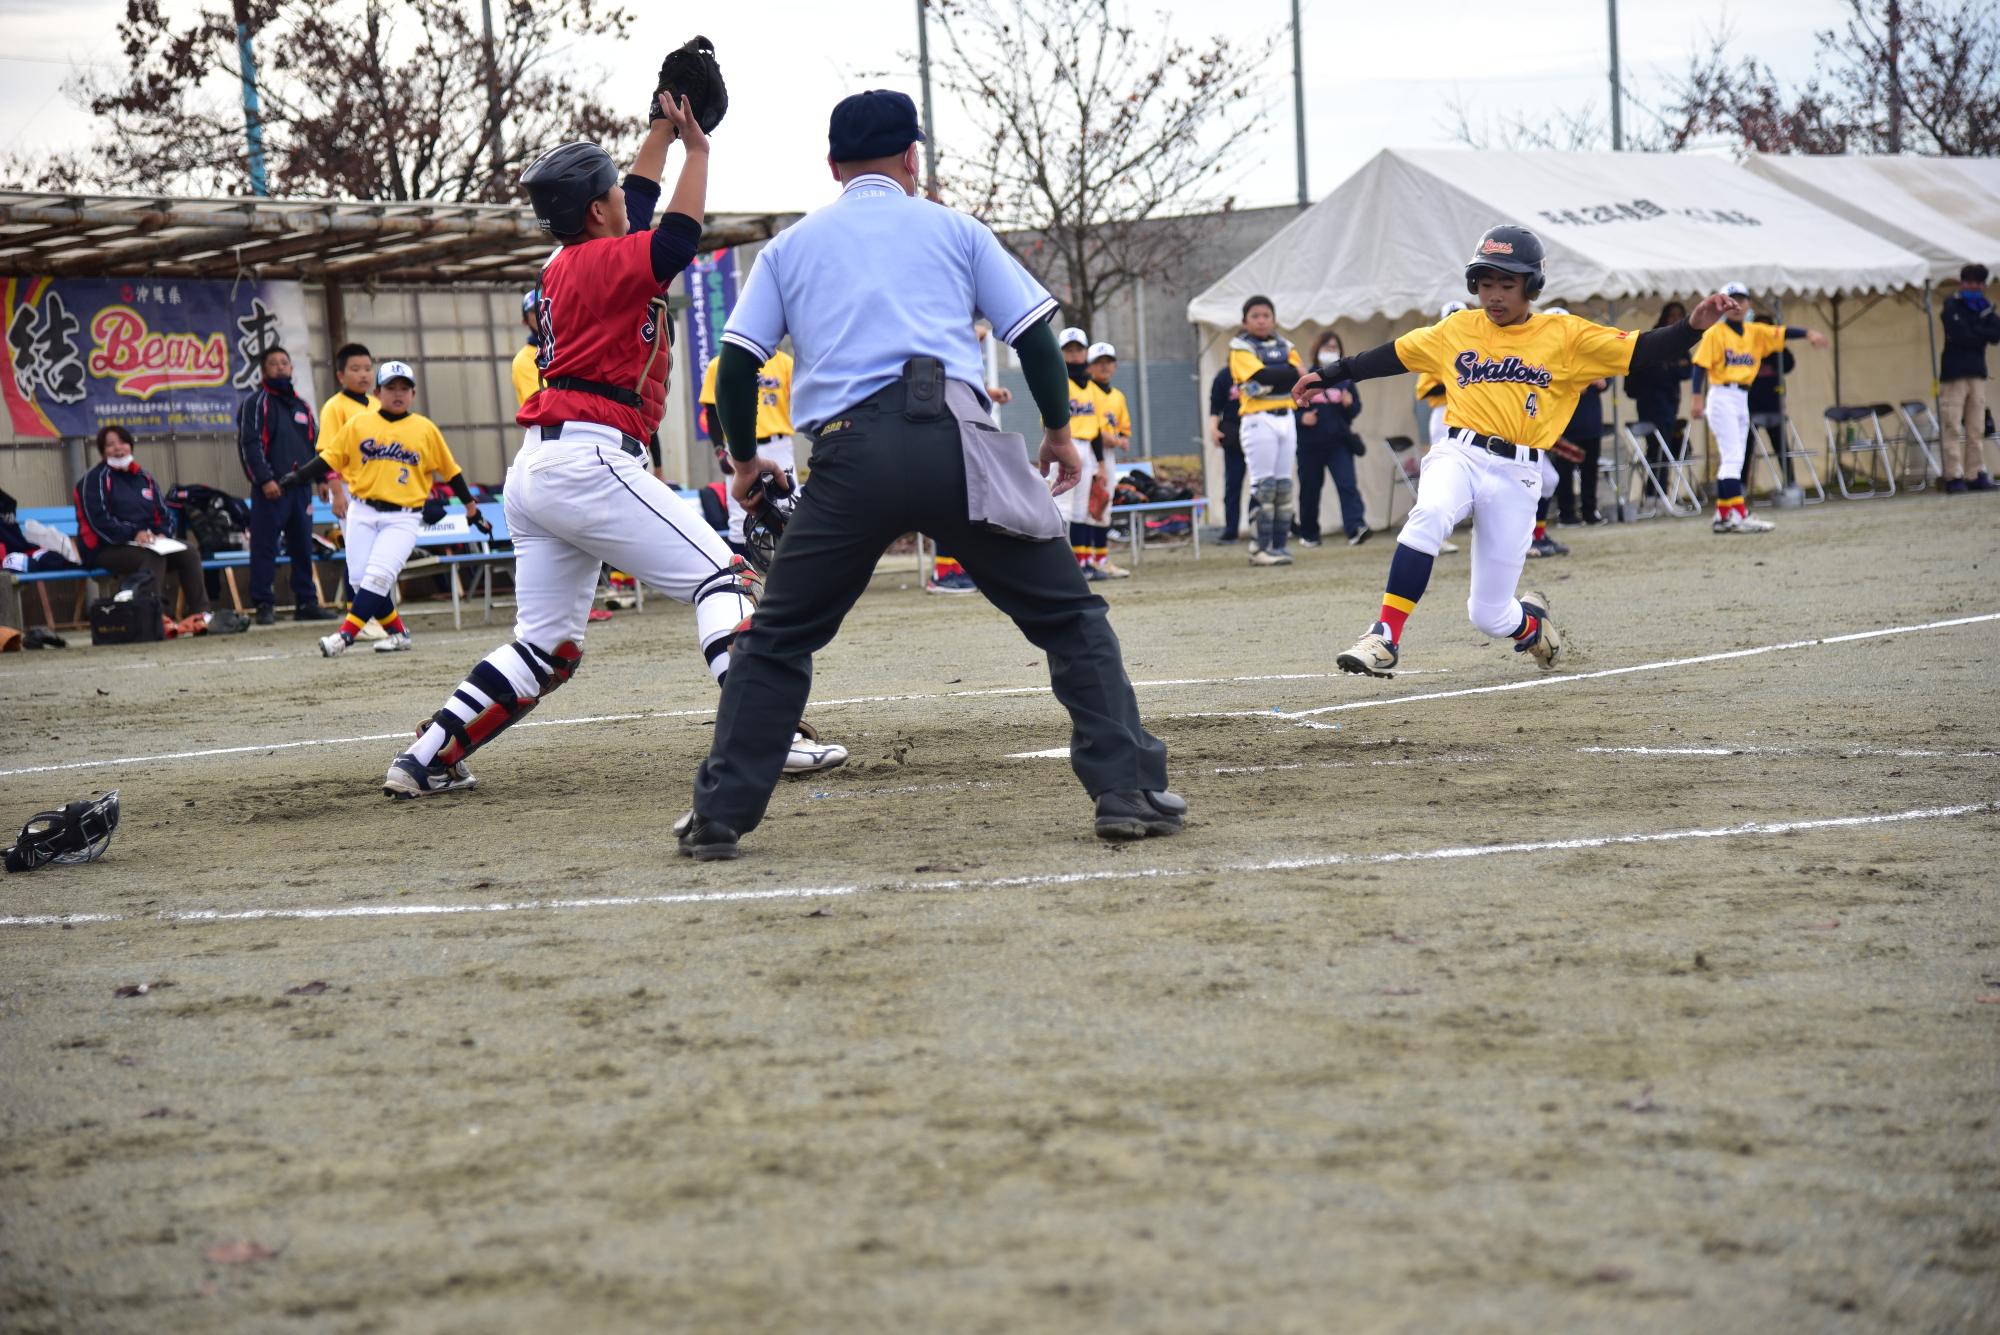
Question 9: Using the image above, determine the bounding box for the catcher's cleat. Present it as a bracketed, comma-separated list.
[1515, 591, 1562, 670]
[1094, 789, 1187, 840]
[1248, 548, 1292, 567]
[1336, 624, 1400, 678]
[1734, 512, 1775, 532]
[383, 753, 477, 800]
[1526, 534, 1568, 558]
[373, 631, 414, 653]
[784, 723, 848, 776]
[675, 809, 740, 861]
[319, 631, 349, 658]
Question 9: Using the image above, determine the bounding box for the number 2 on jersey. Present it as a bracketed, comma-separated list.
[397, 466, 410, 486]
[1524, 390, 1539, 418]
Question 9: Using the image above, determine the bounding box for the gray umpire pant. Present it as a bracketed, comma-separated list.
[693, 394, 1169, 835]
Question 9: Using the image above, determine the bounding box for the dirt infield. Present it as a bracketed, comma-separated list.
[3, 495, 1997, 1332]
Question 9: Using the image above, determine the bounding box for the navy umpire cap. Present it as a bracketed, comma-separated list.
[521, 142, 619, 237]
[828, 90, 925, 162]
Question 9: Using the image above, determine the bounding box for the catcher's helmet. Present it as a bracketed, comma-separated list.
[521, 142, 619, 237]
[1464, 225, 1547, 298]
[741, 474, 797, 575]
[4, 790, 120, 873]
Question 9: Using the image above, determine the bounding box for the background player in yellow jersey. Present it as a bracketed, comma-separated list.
[1689, 281, 1828, 534]
[699, 345, 796, 559]
[1294, 225, 1733, 677]
[511, 292, 542, 411]
[319, 342, 379, 632]
[1229, 295, 1303, 566]
[277, 360, 485, 658]
[1086, 341, 1132, 579]
[1056, 327, 1111, 580]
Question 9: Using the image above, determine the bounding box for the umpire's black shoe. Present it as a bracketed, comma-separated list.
[1094, 789, 1187, 840]
[254, 602, 275, 626]
[675, 810, 740, 861]
[294, 602, 341, 622]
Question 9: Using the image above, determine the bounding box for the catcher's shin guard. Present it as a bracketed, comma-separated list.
[694, 556, 757, 681]
[430, 639, 583, 767]
[1252, 477, 1279, 551]
[1271, 477, 1295, 546]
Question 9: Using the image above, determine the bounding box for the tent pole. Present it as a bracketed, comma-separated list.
[1606, 298, 1625, 521]
[1831, 293, 1844, 405]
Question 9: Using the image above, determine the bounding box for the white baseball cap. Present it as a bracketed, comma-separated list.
[1439, 300, 1467, 320]
[1722, 281, 1751, 299]
[1541, 306, 1570, 317]
[1087, 341, 1117, 362]
[1058, 326, 1089, 348]
[376, 360, 416, 387]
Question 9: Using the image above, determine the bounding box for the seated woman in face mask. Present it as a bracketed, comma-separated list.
[1293, 330, 1371, 547]
[73, 425, 216, 627]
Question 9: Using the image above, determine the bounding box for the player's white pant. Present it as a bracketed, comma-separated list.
[1706, 384, 1751, 482]
[342, 503, 420, 597]
[1058, 439, 1099, 525]
[506, 424, 753, 677]
[1240, 410, 1298, 486]
[1398, 432, 1541, 638]
[726, 435, 798, 543]
[1427, 405, 1450, 449]
[1540, 452, 1559, 499]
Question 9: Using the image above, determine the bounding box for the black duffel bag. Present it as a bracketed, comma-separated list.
[90, 593, 165, 646]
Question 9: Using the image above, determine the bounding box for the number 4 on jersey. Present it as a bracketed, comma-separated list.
[1524, 390, 1539, 418]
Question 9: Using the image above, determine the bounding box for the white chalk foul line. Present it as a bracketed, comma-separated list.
[3, 612, 1993, 782]
[4, 800, 1991, 931]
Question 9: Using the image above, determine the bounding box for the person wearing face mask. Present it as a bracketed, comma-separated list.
[73, 425, 216, 626]
[1293, 330, 1370, 548]
[237, 344, 339, 624]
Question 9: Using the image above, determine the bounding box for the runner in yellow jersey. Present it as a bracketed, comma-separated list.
[1293, 225, 1732, 677]
[1689, 281, 1828, 533]
[277, 360, 486, 658]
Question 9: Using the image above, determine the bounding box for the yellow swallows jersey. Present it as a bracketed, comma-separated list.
[1692, 319, 1788, 389]
[511, 341, 541, 410]
[1095, 383, 1131, 443]
[699, 348, 796, 439]
[1229, 334, 1303, 416]
[318, 388, 378, 445]
[318, 407, 463, 509]
[1394, 309, 1637, 451]
[1066, 377, 1107, 441]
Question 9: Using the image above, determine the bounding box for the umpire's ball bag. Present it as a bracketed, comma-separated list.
[89, 593, 164, 646]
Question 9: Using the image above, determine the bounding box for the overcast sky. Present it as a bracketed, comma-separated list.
[0, 0, 1850, 213]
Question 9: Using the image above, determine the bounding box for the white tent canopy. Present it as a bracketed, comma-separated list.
[1187, 148, 1930, 327]
[1743, 154, 2000, 283]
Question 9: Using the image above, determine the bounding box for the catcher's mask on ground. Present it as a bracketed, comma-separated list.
[4, 790, 120, 873]
[742, 476, 796, 574]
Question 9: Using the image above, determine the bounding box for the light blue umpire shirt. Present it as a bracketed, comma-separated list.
[720, 172, 1059, 432]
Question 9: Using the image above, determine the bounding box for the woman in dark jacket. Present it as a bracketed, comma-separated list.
[1293, 330, 1370, 547]
[1624, 301, 1692, 495]
[74, 425, 213, 623]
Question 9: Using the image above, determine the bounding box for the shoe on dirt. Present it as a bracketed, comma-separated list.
[1094, 789, 1186, 840]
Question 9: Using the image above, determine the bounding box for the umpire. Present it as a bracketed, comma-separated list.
[680, 89, 1182, 859]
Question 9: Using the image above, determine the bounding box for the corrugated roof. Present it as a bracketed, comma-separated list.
[0, 191, 784, 285]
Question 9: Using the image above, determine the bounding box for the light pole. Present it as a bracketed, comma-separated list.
[1607, 0, 1623, 150]
[1291, 0, 1308, 204]
[232, 0, 269, 195]
[917, 0, 940, 196]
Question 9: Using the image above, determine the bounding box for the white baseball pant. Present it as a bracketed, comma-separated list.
[1397, 432, 1541, 638]
[1057, 439, 1098, 524]
[1706, 384, 1751, 483]
[1540, 451, 1559, 499]
[1240, 410, 1297, 487]
[1427, 405, 1450, 449]
[342, 502, 421, 597]
[726, 435, 798, 543]
[505, 423, 753, 677]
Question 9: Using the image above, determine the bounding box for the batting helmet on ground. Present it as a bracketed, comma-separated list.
[1464, 225, 1547, 298]
[521, 142, 619, 238]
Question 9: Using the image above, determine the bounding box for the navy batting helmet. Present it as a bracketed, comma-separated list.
[521, 142, 619, 237]
[1464, 225, 1547, 298]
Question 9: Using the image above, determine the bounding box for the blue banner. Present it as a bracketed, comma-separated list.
[3, 276, 315, 440]
[684, 248, 738, 446]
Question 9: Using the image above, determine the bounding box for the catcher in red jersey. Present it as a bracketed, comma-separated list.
[382, 83, 844, 799]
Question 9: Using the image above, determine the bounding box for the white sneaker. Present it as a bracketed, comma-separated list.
[785, 724, 849, 776]
[1734, 512, 1775, 532]
[1516, 590, 1562, 670]
[373, 632, 413, 652]
[1439, 539, 1460, 555]
[1249, 549, 1291, 567]
[319, 631, 349, 657]
[1098, 560, 1132, 579]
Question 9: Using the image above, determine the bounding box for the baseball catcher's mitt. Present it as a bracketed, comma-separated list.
[1548, 439, 1588, 465]
[421, 496, 448, 526]
[651, 36, 727, 133]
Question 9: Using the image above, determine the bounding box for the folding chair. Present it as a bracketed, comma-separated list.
[1893, 400, 1945, 492]
[1748, 410, 1824, 504]
[1620, 419, 1701, 517]
[1382, 435, 1423, 506]
[1825, 404, 1897, 499]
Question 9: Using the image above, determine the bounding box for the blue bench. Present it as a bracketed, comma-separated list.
[1106, 460, 1205, 566]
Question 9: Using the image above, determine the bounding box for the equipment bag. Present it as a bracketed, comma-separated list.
[89, 594, 165, 646]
